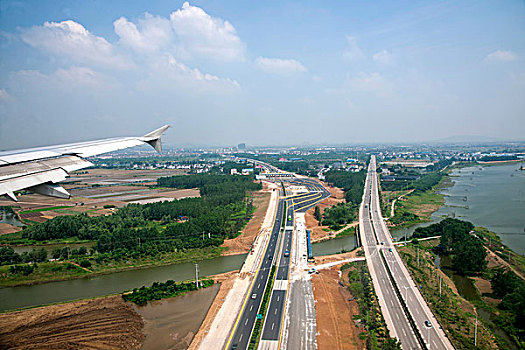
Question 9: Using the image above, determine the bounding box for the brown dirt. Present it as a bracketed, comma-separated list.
[306, 183, 345, 242]
[311, 250, 361, 266]
[0, 223, 21, 235]
[312, 268, 363, 350]
[0, 295, 144, 350]
[188, 271, 237, 350]
[221, 189, 271, 256]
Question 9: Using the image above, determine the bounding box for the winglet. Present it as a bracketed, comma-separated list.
[5, 192, 17, 202]
[142, 125, 170, 153]
[143, 125, 170, 139]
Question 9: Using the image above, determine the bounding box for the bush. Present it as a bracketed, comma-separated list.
[79, 259, 92, 268]
[9, 264, 36, 275]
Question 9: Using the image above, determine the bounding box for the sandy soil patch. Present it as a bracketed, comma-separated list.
[0, 223, 21, 235]
[188, 271, 238, 350]
[311, 250, 361, 266]
[312, 268, 363, 350]
[221, 189, 271, 256]
[473, 276, 493, 295]
[0, 295, 143, 350]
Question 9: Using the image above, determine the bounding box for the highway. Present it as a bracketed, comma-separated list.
[366, 156, 454, 350]
[360, 168, 420, 349]
[260, 200, 294, 343]
[227, 171, 330, 350]
[259, 177, 330, 348]
[227, 199, 285, 350]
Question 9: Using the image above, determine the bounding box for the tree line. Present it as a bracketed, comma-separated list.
[490, 268, 524, 342]
[414, 218, 487, 274]
[321, 170, 366, 229]
[19, 174, 261, 261]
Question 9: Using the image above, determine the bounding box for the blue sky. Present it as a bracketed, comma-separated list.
[0, 0, 523, 148]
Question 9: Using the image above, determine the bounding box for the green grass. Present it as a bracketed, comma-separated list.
[19, 206, 72, 214]
[0, 246, 224, 288]
[397, 242, 502, 349]
[336, 226, 356, 237]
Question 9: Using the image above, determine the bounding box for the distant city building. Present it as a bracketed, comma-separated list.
[238, 143, 246, 150]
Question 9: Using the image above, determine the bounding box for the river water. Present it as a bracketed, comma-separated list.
[0, 254, 245, 311]
[392, 162, 525, 255]
[135, 284, 220, 350]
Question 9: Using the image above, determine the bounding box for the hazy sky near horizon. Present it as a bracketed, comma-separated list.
[0, 0, 524, 149]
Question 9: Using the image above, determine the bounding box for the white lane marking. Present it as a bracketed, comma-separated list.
[250, 305, 253, 311]
[277, 296, 280, 301]
[258, 283, 260, 288]
[239, 333, 243, 342]
[245, 318, 248, 325]
[272, 323, 275, 330]
[275, 308, 278, 315]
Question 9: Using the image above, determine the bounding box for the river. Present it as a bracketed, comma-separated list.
[0, 254, 245, 312]
[392, 162, 525, 255]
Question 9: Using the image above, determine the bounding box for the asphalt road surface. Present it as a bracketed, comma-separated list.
[368, 156, 453, 350]
[228, 199, 284, 350]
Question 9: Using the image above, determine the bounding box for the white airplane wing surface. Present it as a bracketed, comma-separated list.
[0, 125, 170, 201]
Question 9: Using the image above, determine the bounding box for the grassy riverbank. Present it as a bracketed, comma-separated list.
[385, 182, 448, 228]
[397, 240, 497, 349]
[0, 246, 223, 288]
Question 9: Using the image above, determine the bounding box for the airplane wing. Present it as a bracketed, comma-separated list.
[0, 125, 170, 201]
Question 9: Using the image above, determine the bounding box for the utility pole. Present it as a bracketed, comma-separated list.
[138, 237, 141, 249]
[417, 246, 420, 266]
[195, 263, 199, 289]
[439, 274, 442, 297]
[474, 309, 478, 346]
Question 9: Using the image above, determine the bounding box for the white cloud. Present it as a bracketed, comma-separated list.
[137, 54, 239, 92]
[342, 36, 364, 61]
[348, 72, 394, 96]
[373, 50, 395, 65]
[11, 66, 116, 92]
[169, 2, 245, 61]
[114, 13, 172, 54]
[0, 88, 12, 102]
[484, 50, 517, 63]
[255, 57, 306, 76]
[21, 20, 134, 69]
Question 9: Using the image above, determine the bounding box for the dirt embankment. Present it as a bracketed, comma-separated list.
[0, 295, 143, 350]
[306, 183, 345, 242]
[221, 187, 272, 256]
[188, 271, 238, 350]
[312, 267, 363, 350]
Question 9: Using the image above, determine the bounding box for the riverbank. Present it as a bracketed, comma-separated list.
[0, 294, 144, 349]
[0, 246, 224, 288]
[383, 176, 451, 230]
[396, 239, 498, 349]
[0, 270, 235, 349]
[0, 186, 273, 288]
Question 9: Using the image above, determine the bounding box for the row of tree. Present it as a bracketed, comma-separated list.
[19, 174, 261, 259]
[122, 279, 215, 305]
[0, 247, 47, 265]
